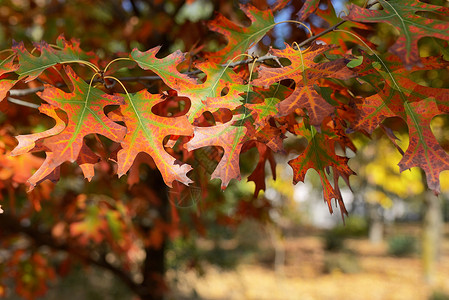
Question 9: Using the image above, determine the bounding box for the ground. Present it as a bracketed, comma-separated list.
[170, 224, 449, 300]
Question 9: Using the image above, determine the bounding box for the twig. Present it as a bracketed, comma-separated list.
[296, 20, 346, 49]
[9, 86, 45, 96]
[7, 97, 40, 109]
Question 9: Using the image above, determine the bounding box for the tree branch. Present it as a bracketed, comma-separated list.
[5, 19, 347, 108]
[7, 97, 40, 109]
[297, 20, 346, 49]
[9, 86, 45, 96]
[0, 213, 140, 294]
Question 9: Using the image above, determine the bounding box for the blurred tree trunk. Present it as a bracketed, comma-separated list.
[421, 190, 442, 284]
[138, 168, 169, 300]
[368, 202, 384, 244]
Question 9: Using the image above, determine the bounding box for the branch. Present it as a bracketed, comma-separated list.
[0, 213, 140, 294]
[7, 97, 40, 109]
[5, 19, 347, 107]
[9, 86, 45, 96]
[297, 20, 346, 49]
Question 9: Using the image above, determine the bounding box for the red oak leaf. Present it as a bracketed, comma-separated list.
[252, 42, 354, 126]
[205, 4, 276, 63]
[185, 115, 248, 188]
[0, 80, 16, 102]
[343, 0, 449, 67]
[131, 46, 196, 91]
[13, 35, 98, 82]
[11, 104, 66, 156]
[0, 54, 18, 76]
[354, 53, 449, 192]
[117, 90, 193, 187]
[398, 99, 449, 192]
[289, 120, 354, 219]
[132, 47, 247, 123]
[247, 142, 276, 197]
[23, 66, 126, 188]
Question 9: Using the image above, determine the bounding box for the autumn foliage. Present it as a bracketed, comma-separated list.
[1, 0, 449, 298]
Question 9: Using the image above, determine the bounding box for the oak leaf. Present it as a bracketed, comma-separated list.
[14, 66, 126, 188]
[344, 0, 449, 67]
[206, 4, 276, 63]
[253, 43, 354, 126]
[117, 90, 193, 187]
[289, 120, 353, 219]
[354, 54, 449, 192]
[185, 115, 248, 188]
[13, 36, 97, 82]
[0, 54, 18, 76]
[0, 80, 16, 102]
[132, 47, 246, 123]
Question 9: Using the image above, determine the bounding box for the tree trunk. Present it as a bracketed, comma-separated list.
[421, 190, 442, 284]
[368, 202, 384, 244]
[139, 243, 167, 300]
[138, 168, 169, 300]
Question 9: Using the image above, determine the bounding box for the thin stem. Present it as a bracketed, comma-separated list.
[9, 86, 45, 96]
[223, 53, 254, 69]
[275, 20, 313, 38]
[49, 44, 63, 50]
[297, 20, 346, 49]
[103, 57, 134, 74]
[107, 75, 168, 82]
[334, 29, 402, 92]
[239, 58, 258, 126]
[0, 49, 14, 55]
[7, 97, 40, 109]
[104, 75, 132, 100]
[61, 60, 100, 73]
[1, 53, 15, 65]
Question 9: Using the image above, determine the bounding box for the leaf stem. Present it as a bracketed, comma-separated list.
[49, 44, 63, 50]
[104, 75, 132, 100]
[61, 60, 100, 73]
[274, 20, 313, 38]
[0, 49, 14, 56]
[0, 53, 15, 65]
[297, 20, 346, 49]
[239, 58, 258, 126]
[103, 57, 134, 74]
[333, 29, 403, 94]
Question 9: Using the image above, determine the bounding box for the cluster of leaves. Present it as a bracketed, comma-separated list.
[1, 0, 449, 297]
[2, 0, 449, 216]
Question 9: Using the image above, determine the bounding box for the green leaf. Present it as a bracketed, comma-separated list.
[13, 36, 97, 82]
[205, 4, 276, 63]
[346, 56, 363, 68]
